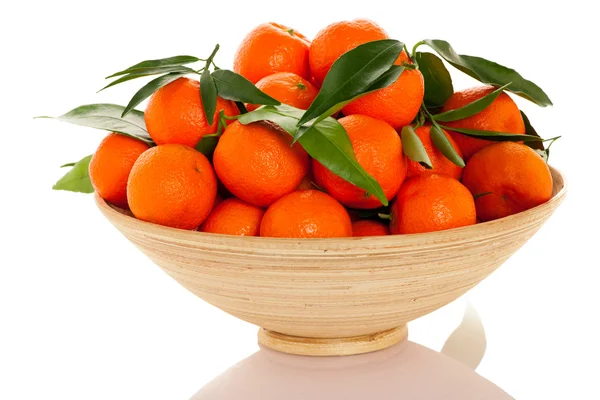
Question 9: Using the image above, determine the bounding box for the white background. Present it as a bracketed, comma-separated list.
[1, 0, 599, 398]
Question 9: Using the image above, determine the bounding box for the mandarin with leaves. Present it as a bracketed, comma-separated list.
[309, 19, 390, 86]
[352, 219, 390, 237]
[313, 115, 406, 209]
[341, 59, 424, 129]
[199, 198, 264, 236]
[127, 144, 217, 230]
[441, 86, 525, 160]
[390, 174, 476, 234]
[213, 121, 309, 207]
[260, 190, 352, 238]
[246, 72, 318, 112]
[406, 125, 463, 180]
[233, 22, 311, 84]
[144, 77, 239, 148]
[462, 142, 552, 222]
[88, 132, 150, 208]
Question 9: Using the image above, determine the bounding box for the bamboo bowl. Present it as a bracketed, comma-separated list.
[97, 167, 566, 356]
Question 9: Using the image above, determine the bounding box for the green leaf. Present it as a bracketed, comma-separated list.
[200, 68, 218, 125]
[521, 111, 545, 151]
[195, 134, 219, 159]
[211, 69, 280, 105]
[430, 125, 465, 167]
[297, 39, 404, 126]
[37, 104, 153, 145]
[401, 126, 432, 169]
[422, 39, 552, 107]
[60, 162, 76, 168]
[100, 65, 196, 92]
[122, 72, 187, 117]
[53, 155, 94, 193]
[415, 52, 454, 107]
[432, 83, 511, 122]
[438, 125, 543, 142]
[238, 105, 388, 206]
[106, 55, 201, 78]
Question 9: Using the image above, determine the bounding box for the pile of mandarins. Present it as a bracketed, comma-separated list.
[69, 20, 555, 238]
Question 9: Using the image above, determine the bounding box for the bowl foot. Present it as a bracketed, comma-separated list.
[258, 325, 408, 357]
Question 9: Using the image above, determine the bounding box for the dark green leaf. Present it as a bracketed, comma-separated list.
[238, 105, 388, 206]
[439, 124, 543, 142]
[297, 39, 404, 126]
[60, 162, 76, 168]
[423, 39, 552, 106]
[433, 83, 511, 122]
[53, 155, 94, 193]
[200, 68, 218, 125]
[195, 134, 219, 159]
[430, 125, 465, 167]
[37, 104, 153, 145]
[106, 55, 200, 78]
[211, 69, 280, 105]
[401, 126, 432, 169]
[122, 72, 187, 117]
[235, 101, 248, 114]
[521, 111, 545, 151]
[100, 65, 196, 92]
[415, 52, 454, 107]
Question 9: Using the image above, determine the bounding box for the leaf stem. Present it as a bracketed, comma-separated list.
[205, 44, 220, 67]
[411, 40, 426, 59]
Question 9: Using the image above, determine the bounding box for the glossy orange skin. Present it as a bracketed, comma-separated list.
[199, 198, 264, 236]
[390, 174, 476, 234]
[442, 86, 525, 160]
[352, 220, 390, 237]
[462, 142, 552, 222]
[127, 144, 217, 230]
[246, 72, 318, 112]
[406, 125, 464, 180]
[260, 190, 352, 238]
[89, 133, 150, 208]
[312, 115, 407, 209]
[145, 77, 239, 148]
[213, 121, 309, 207]
[309, 19, 389, 86]
[342, 68, 424, 130]
[234, 22, 311, 84]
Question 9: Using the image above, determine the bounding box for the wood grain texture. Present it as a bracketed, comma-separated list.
[258, 325, 408, 356]
[96, 167, 566, 355]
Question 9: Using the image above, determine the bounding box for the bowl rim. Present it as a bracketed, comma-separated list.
[95, 165, 567, 245]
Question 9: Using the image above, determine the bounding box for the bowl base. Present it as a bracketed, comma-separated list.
[258, 326, 408, 357]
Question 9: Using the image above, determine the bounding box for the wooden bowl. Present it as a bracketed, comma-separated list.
[97, 167, 566, 356]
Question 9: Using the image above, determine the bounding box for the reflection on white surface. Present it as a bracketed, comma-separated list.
[192, 340, 512, 400]
[442, 301, 487, 369]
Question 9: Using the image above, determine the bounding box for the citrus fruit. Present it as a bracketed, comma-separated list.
[406, 125, 463, 180]
[462, 142, 553, 221]
[390, 174, 476, 234]
[233, 22, 311, 84]
[213, 121, 309, 207]
[199, 198, 264, 236]
[341, 67, 424, 129]
[88, 133, 150, 208]
[352, 219, 390, 236]
[309, 19, 389, 86]
[145, 77, 239, 148]
[441, 86, 525, 160]
[312, 115, 406, 209]
[246, 72, 318, 112]
[260, 190, 352, 238]
[127, 144, 217, 230]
